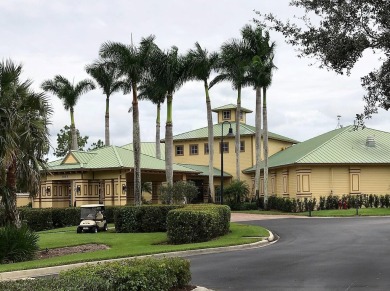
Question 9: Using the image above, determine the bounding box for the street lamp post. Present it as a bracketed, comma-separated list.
[220, 121, 234, 205]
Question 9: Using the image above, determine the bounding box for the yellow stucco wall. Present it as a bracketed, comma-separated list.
[255, 165, 390, 202]
[216, 109, 247, 124]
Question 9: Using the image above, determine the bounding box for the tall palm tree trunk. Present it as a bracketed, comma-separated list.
[132, 83, 142, 206]
[165, 93, 174, 189]
[235, 87, 241, 181]
[262, 87, 269, 209]
[70, 108, 78, 151]
[156, 102, 161, 159]
[204, 81, 215, 202]
[4, 159, 21, 228]
[105, 96, 110, 146]
[254, 86, 262, 200]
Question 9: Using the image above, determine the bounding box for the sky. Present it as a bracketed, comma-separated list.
[1, 0, 389, 160]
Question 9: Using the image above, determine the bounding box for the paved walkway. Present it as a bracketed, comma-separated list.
[231, 212, 307, 222]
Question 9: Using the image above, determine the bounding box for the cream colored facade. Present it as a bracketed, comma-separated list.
[171, 105, 297, 196]
[259, 165, 390, 201]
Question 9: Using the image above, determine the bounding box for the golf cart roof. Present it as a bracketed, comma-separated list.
[80, 204, 105, 208]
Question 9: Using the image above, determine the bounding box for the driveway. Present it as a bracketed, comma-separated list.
[189, 215, 390, 290]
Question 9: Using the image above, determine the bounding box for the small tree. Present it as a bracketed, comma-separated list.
[159, 181, 198, 204]
[88, 139, 105, 151]
[54, 125, 89, 157]
[223, 179, 250, 205]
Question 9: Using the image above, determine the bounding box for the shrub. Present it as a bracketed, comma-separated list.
[19, 208, 53, 231]
[223, 179, 250, 205]
[0, 257, 191, 291]
[114, 205, 183, 233]
[167, 204, 230, 244]
[159, 181, 199, 204]
[0, 225, 39, 264]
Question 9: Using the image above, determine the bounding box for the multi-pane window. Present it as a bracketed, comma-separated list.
[204, 143, 209, 154]
[175, 145, 184, 156]
[222, 110, 231, 120]
[220, 142, 229, 153]
[190, 144, 198, 155]
[240, 141, 245, 152]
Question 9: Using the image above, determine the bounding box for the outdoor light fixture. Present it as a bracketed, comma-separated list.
[122, 184, 127, 194]
[76, 185, 81, 194]
[220, 121, 234, 205]
[46, 186, 51, 194]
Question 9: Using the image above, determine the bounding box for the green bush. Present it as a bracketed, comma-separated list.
[114, 205, 183, 233]
[167, 204, 230, 244]
[159, 180, 199, 204]
[0, 225, 39, 264]
[19, 208, 53, 231]
[0, 257, 191, 291]
[264, 196, 316, 213]
[223, 179, 250, 205]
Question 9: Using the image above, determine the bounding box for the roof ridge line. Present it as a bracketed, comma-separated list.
[112, 146, 123, 167]
[297, 126, 351, 163]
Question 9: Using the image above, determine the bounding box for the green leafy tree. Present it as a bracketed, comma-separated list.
[186, 42, 219, 202]
[138, 74, 166, 159]
[54, 125, 89, 157]
[159, 181, 198, 204]
[241, 24, 276, 208]
[99, 35, 156, 206]
[256, 0, 390, 123]
[210, 39, 249, 181]
[150, 46, 190, 187]
[41, 76, 95, 151]
[0, 60, 52, 227]
[223, 179, 250, 205]
[86, 60, 128, 146]
[88, 139, 105, 151]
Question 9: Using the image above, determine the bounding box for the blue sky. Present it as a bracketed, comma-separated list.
[1, 0, 388, 159]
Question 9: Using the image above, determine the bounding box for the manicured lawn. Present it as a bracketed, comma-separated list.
[234, 208, 390, 217]
[0, 223, 269, 273]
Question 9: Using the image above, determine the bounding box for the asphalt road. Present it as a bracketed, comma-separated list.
[189, 217, 390, 290]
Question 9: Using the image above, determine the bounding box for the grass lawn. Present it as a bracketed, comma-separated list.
[0, 222, 269, 273]
[234, 208, 390, 217]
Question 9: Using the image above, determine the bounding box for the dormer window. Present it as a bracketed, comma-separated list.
[240, 112, 244, 121]
[222, 110, 231, 120]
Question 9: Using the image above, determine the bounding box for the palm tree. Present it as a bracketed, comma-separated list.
[210, 39, 249, 181]
[186, 42, 219, 202]
[86, 60, 128, 146]
[138, 77, 166, 159]
[41, 76, 95, 151]
[241, 24, 276, 205]
[99, 35, 156, 205]
[150, 46, 189, 187]
[0, 60, 52, 227]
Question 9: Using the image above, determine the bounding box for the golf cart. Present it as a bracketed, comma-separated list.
[77, 204, 108, 233]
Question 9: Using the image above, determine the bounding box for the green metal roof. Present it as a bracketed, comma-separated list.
[212, 104, 253, 113]
[243, 125, 390, 173]
[47, 145, 197, 173]
[178, 164, 232, 177]
[168, 122, 299, 144]
[121, 142, 165, 160]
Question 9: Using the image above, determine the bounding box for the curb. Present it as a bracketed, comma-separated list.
[0, 230, 277, 282]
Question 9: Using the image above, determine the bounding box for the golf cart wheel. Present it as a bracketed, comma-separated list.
[77, 227, 82, 233]
[104, 223, 108, 231]
[92, 226, 98, 233]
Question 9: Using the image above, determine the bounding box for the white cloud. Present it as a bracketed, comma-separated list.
[2, 0, 389, 161]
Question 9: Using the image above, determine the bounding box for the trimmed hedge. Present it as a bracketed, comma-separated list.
[167, 204, 231, 244]
[0, 257, 191, 291]
[114, 205, 183, 233]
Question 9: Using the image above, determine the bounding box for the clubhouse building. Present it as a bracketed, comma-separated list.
[31, 104, 390, 208]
